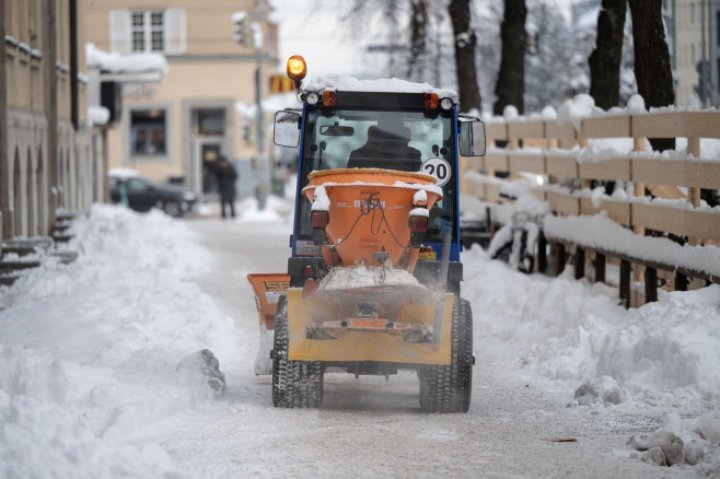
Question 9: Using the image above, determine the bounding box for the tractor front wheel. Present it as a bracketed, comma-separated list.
[418, 296, 473, 413]
[272, 295, 324, 408]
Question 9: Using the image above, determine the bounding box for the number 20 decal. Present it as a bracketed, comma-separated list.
[422, 157, 452, 187]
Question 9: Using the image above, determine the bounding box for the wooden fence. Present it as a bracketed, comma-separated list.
[460, 109, 720, 307]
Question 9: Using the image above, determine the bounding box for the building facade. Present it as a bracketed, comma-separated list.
[2, 0, 106, 240]
[672, 0, 719, 107]
[84, 0, 279, 197]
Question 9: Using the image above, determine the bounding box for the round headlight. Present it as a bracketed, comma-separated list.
[306, 92, 319, 105]
[440, 97, 453, 111]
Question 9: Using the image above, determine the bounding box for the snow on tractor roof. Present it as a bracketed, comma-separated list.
[304, 76, 458, 101]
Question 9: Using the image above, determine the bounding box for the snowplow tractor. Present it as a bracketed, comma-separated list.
[248, 56, 486, 412]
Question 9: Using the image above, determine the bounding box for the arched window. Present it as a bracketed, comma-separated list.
[26, 147, 35, 236]
[13, 148, 22, 236]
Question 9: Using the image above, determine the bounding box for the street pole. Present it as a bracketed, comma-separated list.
[254, 28, 267, 211]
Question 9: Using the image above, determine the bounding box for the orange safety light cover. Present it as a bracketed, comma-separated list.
[322, 90, 337, 107]
[286, 55, 307, 80]
[424, 93, 439, 109]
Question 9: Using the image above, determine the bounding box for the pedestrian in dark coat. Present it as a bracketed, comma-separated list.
[215, 156, 238, 218]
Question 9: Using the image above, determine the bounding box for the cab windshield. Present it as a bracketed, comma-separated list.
[297, 107, 457, 243]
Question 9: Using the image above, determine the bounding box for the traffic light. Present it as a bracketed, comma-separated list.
[232, 11, 251, 47]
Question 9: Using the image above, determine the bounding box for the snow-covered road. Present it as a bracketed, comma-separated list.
[1, 204, 718, 478]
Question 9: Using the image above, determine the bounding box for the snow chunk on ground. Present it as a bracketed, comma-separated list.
[176, 349, 226, 397]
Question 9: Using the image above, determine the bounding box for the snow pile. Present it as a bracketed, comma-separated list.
[236, 196, 289, 223]
[0, 390, 182, 479]
[462, 246, 720, 408]
[86, 43, 168, 74]
[311, 185, 330, 211]
[543, 214, 720, 277]
[87, 106, 110, 127]
[108, 166, 140, 179]
[557, 94, 601, 131]
[0, 205, 241, 476]
[318, 264, 422, 292]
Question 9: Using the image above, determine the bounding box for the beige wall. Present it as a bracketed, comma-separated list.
[85, 0, 281, 191]
[85, 0, 261, 56]
[4, 0, 104, 238]
[106, 60, 264, 182]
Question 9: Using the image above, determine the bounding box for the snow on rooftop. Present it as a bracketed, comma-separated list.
[304, 76, 458, 101]
[85, 43, 168, 74]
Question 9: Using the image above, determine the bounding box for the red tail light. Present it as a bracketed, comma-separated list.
[424, 93, 438, 109]
[322, 90, 337, 107]
[408, 215, 428, 233]
[311, 210, 329, 229]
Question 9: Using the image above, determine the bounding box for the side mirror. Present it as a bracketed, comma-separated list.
[458, 115, 486, 157]
[273, 109, 302, 148]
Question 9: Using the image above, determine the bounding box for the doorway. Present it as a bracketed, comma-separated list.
[189, 107, 227, 196]
[195, 139, 224, 196]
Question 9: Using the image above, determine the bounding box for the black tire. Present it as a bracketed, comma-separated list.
[418, 296, 473, 413]
[272, 295, 324, 408]
[163, 200, 183, 218]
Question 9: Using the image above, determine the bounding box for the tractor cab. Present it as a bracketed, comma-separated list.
[274, 61, 485, 293]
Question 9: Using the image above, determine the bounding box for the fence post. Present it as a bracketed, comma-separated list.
[574, 247, 585, 280]
[555, 242, 566, 277]
[594, 253, 605, 283]
[644, 267, 658, 303]
[620, 259, 631, 309]
[674, 272, 688, 291]
[537, 231, 547, 273]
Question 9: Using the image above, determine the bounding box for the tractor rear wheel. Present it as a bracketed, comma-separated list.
[418, 296, 473, 413]
[272, 295, 324, 408]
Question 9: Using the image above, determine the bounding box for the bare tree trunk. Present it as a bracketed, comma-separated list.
[448, 0, 482, 112]
[407, 0, 428, 80]
[628, 0, 675, 150]
[589, 0, 627, 110]
[494, 0, 527, 115]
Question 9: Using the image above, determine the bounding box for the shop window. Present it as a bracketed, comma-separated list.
[130, 109, 167, 156]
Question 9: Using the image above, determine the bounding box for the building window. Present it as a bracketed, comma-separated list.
[130, 109, 167, 156]
[131, 11, 164, 52]
[197, 109, 226, 136]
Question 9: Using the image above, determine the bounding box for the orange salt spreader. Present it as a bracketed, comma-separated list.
[247, 55, 487, 412]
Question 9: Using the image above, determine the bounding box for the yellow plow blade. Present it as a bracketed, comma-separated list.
[287, 288, 454, 365]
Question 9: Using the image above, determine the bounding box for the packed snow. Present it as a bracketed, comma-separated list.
[544, 213, 720, 277]
[1, 201, 718, 477]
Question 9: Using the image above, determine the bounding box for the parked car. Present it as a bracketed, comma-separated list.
[109, 168, 197, 217]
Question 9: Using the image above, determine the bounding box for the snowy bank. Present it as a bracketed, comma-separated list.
[462, 246, 720, 408]
[0, 205, 242, 477]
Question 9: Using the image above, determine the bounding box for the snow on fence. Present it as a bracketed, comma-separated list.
[461, 106, 720, 307]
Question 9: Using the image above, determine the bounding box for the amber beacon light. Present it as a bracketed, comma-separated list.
[286, 55, 307, 81]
